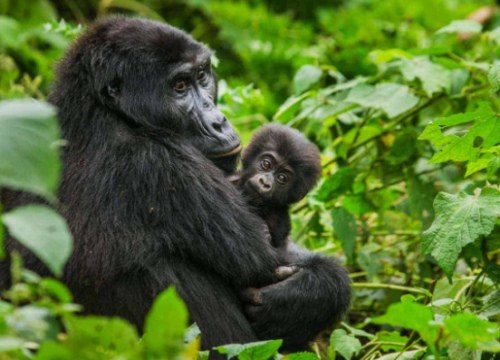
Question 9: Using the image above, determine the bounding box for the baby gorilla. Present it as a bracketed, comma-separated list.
[233, 124, 321, 248]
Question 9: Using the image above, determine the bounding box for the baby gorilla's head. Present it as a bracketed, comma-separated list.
[240, 124, 321, 206]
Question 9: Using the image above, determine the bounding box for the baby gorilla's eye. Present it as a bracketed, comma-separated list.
[276, 173, 288, 184]
[197, 69, 206, 80]
[261, 159, 272, 170]
[174, 80, 187, 92]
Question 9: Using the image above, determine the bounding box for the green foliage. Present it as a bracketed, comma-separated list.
[2, 0, 500, 359]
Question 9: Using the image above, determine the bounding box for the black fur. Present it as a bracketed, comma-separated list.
[0, 17, 351, 355]
[237, 124, 321, 248]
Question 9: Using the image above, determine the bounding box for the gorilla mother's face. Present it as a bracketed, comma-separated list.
[96, 18, 241, 172]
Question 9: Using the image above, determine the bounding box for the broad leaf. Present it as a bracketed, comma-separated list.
[372, 302, 439, 345]
[422, 187, 500, 280]
[489, 63, 500, 93]
[144, 286, 189, 359]
[36, 316, 140, 360]
[400, 57, 451, 97]
[215, 340, 282, 360]
[331, 207, 357, 261]
[329, 329, 361, 360]
[445, 314, 500, 351]
[419, 103, 500, 165]
[294, 65, 322, 95]
[437, 20, 482, 34]
[2, 205, 73, 277]
[347, 83, 419, 118]
[0, 100, 62, 201]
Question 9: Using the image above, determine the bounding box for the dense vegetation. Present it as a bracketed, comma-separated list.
[1, 0, 500, 359]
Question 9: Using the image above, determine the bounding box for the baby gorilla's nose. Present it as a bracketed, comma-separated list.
[259, 176, 271, 189]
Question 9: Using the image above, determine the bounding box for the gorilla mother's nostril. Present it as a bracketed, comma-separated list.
[212, 121, 223, 133]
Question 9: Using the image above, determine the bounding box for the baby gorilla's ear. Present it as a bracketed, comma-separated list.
[227, 173, 241, 186]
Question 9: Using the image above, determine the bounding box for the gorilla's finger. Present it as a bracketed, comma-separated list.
[275, 266, 299, 281]
[241, 287, 263, 305]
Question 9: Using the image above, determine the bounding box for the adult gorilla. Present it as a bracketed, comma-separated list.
[0, 17, 350, 354]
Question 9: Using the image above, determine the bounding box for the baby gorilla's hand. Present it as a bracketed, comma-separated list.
[241, 265, 300, 306]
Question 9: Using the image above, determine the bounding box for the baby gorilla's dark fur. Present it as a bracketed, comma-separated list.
[237, 124, 321, 248]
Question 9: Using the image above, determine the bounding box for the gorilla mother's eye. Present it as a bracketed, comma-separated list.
[276, 173, 288, 184]
[261, 159, 272, 171]
[174, 80, 187, 92]
[197, 69, 206, 80]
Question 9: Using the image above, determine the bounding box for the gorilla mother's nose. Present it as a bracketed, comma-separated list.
[211, 113, 228, 133]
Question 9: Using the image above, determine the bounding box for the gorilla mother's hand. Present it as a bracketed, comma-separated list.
[242, 249, 351, 352]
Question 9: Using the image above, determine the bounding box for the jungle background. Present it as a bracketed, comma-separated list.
[1, 0, 500, 359]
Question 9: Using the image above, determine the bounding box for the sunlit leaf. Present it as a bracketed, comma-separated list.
[422, 187, 500, 280]
[2, 205, 73, 277]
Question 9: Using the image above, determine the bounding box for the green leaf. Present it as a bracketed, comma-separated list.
[2, 205, 73, 277]
[284, 352, 319, 360]
[445, 314, 500, 350]
[7, 306, 60, 343]
[40, 278, 73, 303]
[274, 92, 312, 123]
[400, 57, 451, 97]
[342, 194, 375, 216]
[372, 303, 439, 345]
[437, 20, 482, 34]
[36, 316, 140, 360]
[144, 286, 189, 359]
[489, 63, 500, 93]
[314, 168, 356, 201]
[331, 207, 357, 261]
[346, 83, 419, 118]
[386, 128, 418, 165]
[447, 340, 482, 360]
[294, 65, 322, 95]
[215, 340, 283, 360]
[329, 329, 361, 360]
[422, 104, 500, 165]
[422, 187, 500, 280]
[0, 100, 62, 201]
[376, 331, 408, 352]
[0, 337, 25, 353]
[183, 323, 201, 343]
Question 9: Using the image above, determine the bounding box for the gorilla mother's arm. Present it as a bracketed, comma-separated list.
[99, 135, 280, 288]
[243, 242, 351, 351]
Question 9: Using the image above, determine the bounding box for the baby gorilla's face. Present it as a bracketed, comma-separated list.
[243, 150, 295, 205]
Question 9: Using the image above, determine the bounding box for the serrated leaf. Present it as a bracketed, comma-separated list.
[372, 303, 439, 345]
[445, 314, 499, 350]
[376, 331, 408, 352]
[422, 187, 500, 280]
[283, 352, 319, 360]
[215, 340, 282, 360]
[331, 207, 357, 261]
[489, 63, 500, 93]
[294, 65, 323, 95]
[144, 287, 189, 359]
[437, 20, 482, 34]
[2, 205, 73, 277]
[0, 100, 62, 201]
[400, 57, 451, 97]
[36, 316, 140, 360]
[346, 83, 419, 118]
[426, 106, 500, 165]
[329, 329, 361, 360]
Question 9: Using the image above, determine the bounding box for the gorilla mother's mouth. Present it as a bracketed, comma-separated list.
[207, 143, 243, 159]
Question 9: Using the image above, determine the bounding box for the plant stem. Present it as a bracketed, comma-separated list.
[351, 283, 432, 297]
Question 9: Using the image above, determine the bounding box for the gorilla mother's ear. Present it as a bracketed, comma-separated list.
[102, 77, 122, 106]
